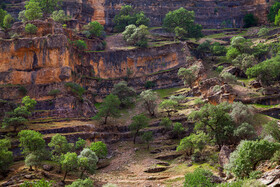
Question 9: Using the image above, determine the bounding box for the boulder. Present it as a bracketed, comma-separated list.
[218, 145, 231, 168]
[43, 164, 54, 171]
[224, 67, 247, 78]
[249, 80, 262, 88]
[258, 167, 280, 186]
[262, 87, 280, 96]
[144, 167, 168, 173]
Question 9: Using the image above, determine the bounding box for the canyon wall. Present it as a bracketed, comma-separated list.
[4, 0, 272, 29]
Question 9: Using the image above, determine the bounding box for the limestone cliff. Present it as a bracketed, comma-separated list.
[5, 0, 272, 29]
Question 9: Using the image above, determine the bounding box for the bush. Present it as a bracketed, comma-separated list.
[172, 122, 185, 138]
[25, 23, 37, 34]
[232, 54, 256, 71]
[20, 178, 54, 187]
[0, 139, 13, 174]
[144, 81, 156, 89]
[226, 140, 280, 178]
[258, 27, 269, 37]
[73, 40, 87, 51]
[159, 117, 172, 132]
[18, 86, 27, 95]
[65, 82, 85, 100]
[82, 21, 104, 38]
[90, 141, 108, 159]
[0, 8, 7, 28]
[249, 170, 262, 179]
[122, 24, 149, 47]
[48, 89, 61, 96]
[243, 14, 258, 28]
[3, 14, 13, 29]
[51, 10, 69, 23]
[183, 168, 215, 187]
[170, 95, 185, 103]
[271, 150, 280, 165]
[211, 42, 227, 56]
[226, 46, 241, 60]
[246, 55, 280, 85]
[212, 85, 221, 93]
[220, 71, 237, 84]
[66, 178, 93, 187]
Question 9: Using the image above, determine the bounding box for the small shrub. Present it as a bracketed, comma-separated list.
[184, 168, 215, 187]
[159, 117, 172, 132]
[18, 86, 27, 95]
[65, 82, 85, 100]
[73, 40, 87, 51]
[122, 24, 149, 47]
[172, 122, 185, 138]
[249, 170, 262, 179]
[82, 21, 104, 38]
[51, 10, 69, 23]
[144, 81, 156, 89]
[90, 141, 108, 159]
[220, 71, 237, 84]
[216, 66, 224, 73]
[170, 95, 185, 103]
[212, 85, 221, 93]
[25, 23, 37, 34]
[48, 89, 61, 97]
[257, 28, 269, 37]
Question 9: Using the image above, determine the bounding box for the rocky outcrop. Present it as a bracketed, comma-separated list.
[5, 0, 272, 29]
[218, 145, 232, 168]
[259, 166, 280, 187]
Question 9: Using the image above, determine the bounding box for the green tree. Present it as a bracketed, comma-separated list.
[234, 122, 257, 141]
[189, 103, 234, 148]
[61, 152, 78, 182]
[0, 139, 13, 175]
[18, 130, 46, 170]
[66, 178, 94, 187]
[141, 131, 153, 150]
[268, 1, 280, 23]
[113, 5, 150, 32]
[2, 96, 36, 132]
[163, 8, 203, 40]
[82, 21, 104, 38]
[18, 10, 27, 22]
[243, 14, 258, 28]
[3, 14, 13, 29]
[177, 132, 209, 157]
[24, 0, 43, 21]
[92, 94, 121, 124]
[89, 141, 108, 159]
[129, 114, 150, 144]
[0, 8, 7, 28]
[177, 66, 198, 88]
[75, 138, 86, 151]
[51, 10, 69, 23]
[140, 90, 159, 117]
[34, 0, 62, 14]
[48, 134, 72, 170]
[159, 99, 178, 117]
[112, 81, 136, 108]
[210, 42, 227, 56]
[122, 24, 149, 47]
[226, 140, 280, 178]
[78, 148, 98, 178]
[25, 23, 38, 34]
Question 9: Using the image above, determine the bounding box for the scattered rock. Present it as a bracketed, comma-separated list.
[147, 176, 169, 180]
[156, 161, 170, 166]
[43, 164, 53, 171]
[144, 167, 169, 173]
[258, 167, 280, 186]
[224, 67, 247, 78]
[150, 149, 161, 154]
[211, 175, 224, 183]
[24, 174, 33, 179]
[97, 159, 111, 169]
[218, 145, 231, 168]
[262, 87, 280, 96]
[2, 180, 14, 186]
[155, 152, 183, 160]
[249, 80, 262, 88]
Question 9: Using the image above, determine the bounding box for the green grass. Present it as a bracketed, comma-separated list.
[154, 88, 182, 99]
[238, 78, 256, 86]
[252, 104, 279, 109]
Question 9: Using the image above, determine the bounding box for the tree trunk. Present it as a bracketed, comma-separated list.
[133, 131, 138, 144]
[62, 171, 68, 182]
[104, 116, 108, 125]
[29, 165, 33, 171]
[80, 169, 85, 179]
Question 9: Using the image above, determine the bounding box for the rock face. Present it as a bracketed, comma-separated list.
[0, 20, 191, 119]
[259, 167, 280, 187]
[5, 0, 272, 29]
[218, 145, 232, 168]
